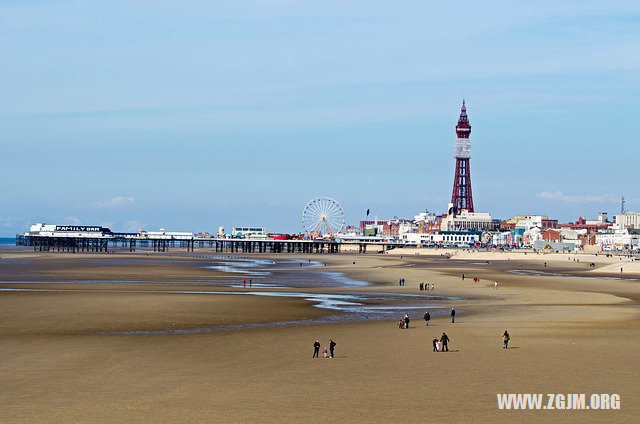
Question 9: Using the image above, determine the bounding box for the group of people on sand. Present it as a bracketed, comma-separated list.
[462, 273, 500, 289]
[313, 339, 336, 358]
[462, 273, 481, 284]
[419, 283, 434, 291]
[399, 308, 457, 328]
[432, 333, 450, 351]
[401, 308, 510, 351]
[398, 314, 411, 329]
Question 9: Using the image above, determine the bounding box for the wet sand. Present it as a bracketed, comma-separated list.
[1, 249, 639, 422]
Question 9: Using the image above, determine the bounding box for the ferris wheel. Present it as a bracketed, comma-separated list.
[302, 197, 345, 235]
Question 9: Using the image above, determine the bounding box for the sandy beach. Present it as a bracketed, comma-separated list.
[1, 249, 639, 423]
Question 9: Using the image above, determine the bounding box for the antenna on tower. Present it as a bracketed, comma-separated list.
[621, 196, 625, 214]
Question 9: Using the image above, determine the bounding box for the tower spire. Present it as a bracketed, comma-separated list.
[456, 99, 471, 138]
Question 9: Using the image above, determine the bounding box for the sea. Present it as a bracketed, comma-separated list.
[0, 237, 16, 249]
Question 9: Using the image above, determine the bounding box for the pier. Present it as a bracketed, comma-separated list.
[15, 234, 404, 254]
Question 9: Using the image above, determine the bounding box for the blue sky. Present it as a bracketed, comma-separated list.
[1, 1, 639, 235]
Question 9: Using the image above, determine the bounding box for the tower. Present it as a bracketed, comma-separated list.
[450, 100, 474, 213]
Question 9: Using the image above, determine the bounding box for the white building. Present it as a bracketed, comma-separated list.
[413, 210, 437, 224]
[515, 216, 547, 230]
[142, 229, 193, 240]
[401, 231, 480, 246]
[231, 227, 267, 238]
[615, 212, 640, 230]
[398, 221, 416, 236]
[492, 231, 512, 246]
[523, 227, 543, 246]
[441, 207, 497, 231]
[27, 223, 112, 238]
[557, 228, 587, 249]
[596, 228, 640, 251]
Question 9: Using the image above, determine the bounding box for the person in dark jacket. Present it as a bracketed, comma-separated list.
[313, 340, 321, 358]
[451, 308, 456, 323]
[403, 314, 410, 329]
[502, 331, 510, 349]
[329, 340, 336, 358]
[440, 332, 450, 352]
[424, 311, 431, 327]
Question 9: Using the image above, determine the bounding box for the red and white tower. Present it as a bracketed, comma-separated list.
[450, 100, 474, 213]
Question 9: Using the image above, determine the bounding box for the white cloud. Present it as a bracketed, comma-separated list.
[91, 196, 135, 208]
[64, 216, 82, 225]
[123, 220, 145, 232]
[537, 191, 619, 203]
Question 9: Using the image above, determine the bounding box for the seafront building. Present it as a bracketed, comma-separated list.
[558, 214, 612, 231]
[440, 208, 498, 232]
[500, 215, 558, 231]
[614, 211, 640, 230]
[596, 228, 640, 251]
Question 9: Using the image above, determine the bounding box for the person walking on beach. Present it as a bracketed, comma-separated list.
[249, 278, 252, 287]
[329, 340, 336, 358]
[431, 283, 434, 291]
[424, 311, 431, 327]
[420, 283, 423, 291]
[450, 308, 456, 323]
[502, 330, 510, 349]
[433, 338, 439, 352]
[313, 340, 321, 357]
[440, 332, 450, 352]
[461, 274, 465, 281]
[399, 278, 402, 286]
[404, 314, 410, 329]
[243, 277, 246, 288]
[494, 281, 498, 290]
[323, 347, 328, 358]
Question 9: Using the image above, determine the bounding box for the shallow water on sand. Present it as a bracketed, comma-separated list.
[206, 257, 369, 288]
[0, 256, 461, 334]
[507, 269, 634, 280]
[0, 287, 459, 334]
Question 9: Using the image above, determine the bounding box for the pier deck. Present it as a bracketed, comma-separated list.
[15, 235, 404, 254]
